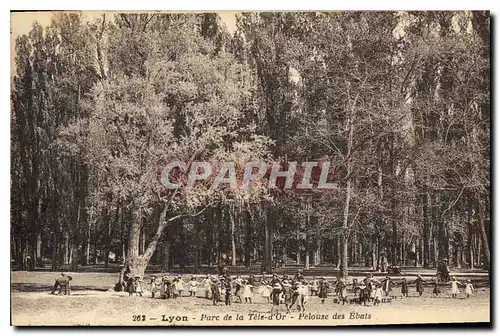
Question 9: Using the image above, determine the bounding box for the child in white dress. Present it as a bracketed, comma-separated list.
[373, 284, 384, 306]
[242, 280, 254, 303]
[201, 275, 212, 299]
[464, 279, 474, 298]
[449, 276, 462, 298]
[259, 279, 272, 303]
[188, 277, 199, 297]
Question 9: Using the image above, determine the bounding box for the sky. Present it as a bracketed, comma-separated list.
[10, 11, 238, 75]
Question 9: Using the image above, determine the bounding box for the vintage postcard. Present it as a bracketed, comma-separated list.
[10, 10, 490, 326]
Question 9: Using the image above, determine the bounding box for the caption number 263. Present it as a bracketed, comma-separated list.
[132, 315, 146, 321]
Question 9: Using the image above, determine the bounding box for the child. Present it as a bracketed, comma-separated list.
[311, 277, 319, 296]
[188, 277, 199, 297]
[335, 277, 347, 305]
[271, 281, 282, 312]
[381, 276, 395, 297]
[211, 278, 221, 305]
[234, 275, 244, 303]
[373, 284, 384, 306]
[432, 278, 440, 297]
[150, 276, 158, 298]
[318, 277, 329, 304]
[242, 280, 254, 303]
[125, 273, 136, 297]
[352, 278, 359, 296]
[175, 276, 185, 298]
[464, 279, 474, 298]
[449, 276, 462, 298]
[134, 276, 143, 297]
[281, 280, 293, 313]
[401, 277, 409, 298]
[201, 275, 212, 299]
[259, 278, 271, 303]
[296, 281, 309, 312]
[224, 278, 232, 306]
[358, 282, 369, 306]
[413, 274, 426, 297]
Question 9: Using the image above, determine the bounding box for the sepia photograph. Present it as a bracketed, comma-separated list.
[10, 10, 490, 326]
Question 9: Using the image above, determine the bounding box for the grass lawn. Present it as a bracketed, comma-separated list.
[11, 271, 490, 326]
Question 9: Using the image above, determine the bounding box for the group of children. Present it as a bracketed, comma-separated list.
[124, 271, 476, 308]
[351, 274, 475, 305]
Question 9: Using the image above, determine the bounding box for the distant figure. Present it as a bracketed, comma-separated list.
[281, 280, 293, 312]
[242, 280, 254, 303]
[334, 277, 347, 304]
[201, 275, 212, 299]
[381, 276, 396, 296]
[318, 277, 330, 304]
[357, 282, 369, 306]
[125, 273, 136, 296]
[449, 276, 462, 298]
[259, 277, 271, 303]
[400, 277, 409, 298]
[271, 281, 282, 312]
[224, 278, 232, 306]
[413, 275, 426, 297]
[431, 277, 440, 297]
[352, 278, 359, 296]
[311, 277, 319, 296]
[211, 278, 221, 305]
[234, 275, 244, 303]
[373, 284, 384, 306]
[175, 276, 185, 298]
[150, 276, 158, 298]
[134, 276, 143, 297]
[188, 277, 199, 297]
[51, 273, 72, 295]
[464, 279, 474, 298]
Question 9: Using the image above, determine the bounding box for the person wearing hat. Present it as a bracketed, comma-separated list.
[270, 279, 283, 312]
[211, 278, 221, 305]
[189, 277, 199, 297]
[464, 279, 474, 298]
[381, 276, 396, 297]
[150, 276, 159, 298]
[412, 274, 426, 297]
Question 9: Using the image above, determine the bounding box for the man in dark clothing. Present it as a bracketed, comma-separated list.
[51, 273, 73, 295]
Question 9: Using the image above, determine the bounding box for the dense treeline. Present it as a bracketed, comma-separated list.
[11, 11, 490, 279]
